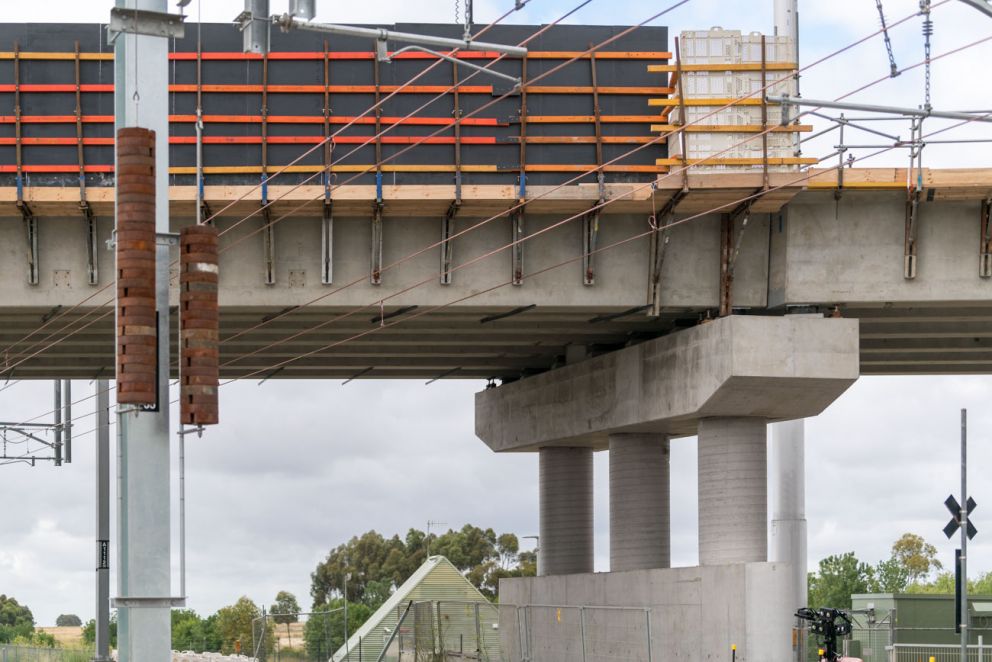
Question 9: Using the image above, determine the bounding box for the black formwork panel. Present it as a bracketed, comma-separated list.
[0, 22, 668, 189]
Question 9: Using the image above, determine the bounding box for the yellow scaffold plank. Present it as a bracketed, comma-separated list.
[648, 98, 769, 107]
[650, 124, 812, 133]
[647, 62, 797, 72]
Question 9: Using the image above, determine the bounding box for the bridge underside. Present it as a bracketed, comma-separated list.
[2, 303, 990, 380]
[2, 169, 991, 380]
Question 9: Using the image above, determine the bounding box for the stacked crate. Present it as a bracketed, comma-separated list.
[656, 28, 810, 173]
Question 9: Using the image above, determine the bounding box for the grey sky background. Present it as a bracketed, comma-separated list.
[0, 0, 990, 626]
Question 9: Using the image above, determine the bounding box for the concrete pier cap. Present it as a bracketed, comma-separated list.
[475, 315, 860, 451]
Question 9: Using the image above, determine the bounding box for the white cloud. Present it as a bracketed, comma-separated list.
[0, 0, 990, 627]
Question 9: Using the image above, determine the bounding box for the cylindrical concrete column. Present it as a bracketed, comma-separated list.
[539, 447, 594, 576]
[609, 434, 670, 572]
[770, 419, 808, 611]
[697, 417, 767, 565]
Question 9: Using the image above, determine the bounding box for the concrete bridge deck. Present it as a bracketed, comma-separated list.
[1, 168, 991, 380]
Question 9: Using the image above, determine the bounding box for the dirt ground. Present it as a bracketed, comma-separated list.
[37, 625, 85, 646]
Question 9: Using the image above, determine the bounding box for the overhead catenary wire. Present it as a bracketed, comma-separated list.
[6, 2, 977, 428]
[0, 0, 536, 377]
[212, 1, 949, 343]
[0, 0, 625, 385]
[0, 0, 603, 417]
[62, 104, 992, 442]
[3, 1, 960, 416]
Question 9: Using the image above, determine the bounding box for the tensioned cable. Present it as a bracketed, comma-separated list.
[0, 1, 534, 369]
[8, 4, 971, 426]
[64, 106, 992, 441]
[214, 33, 992, 375]
[0, 0, 656, 381]
[213, 5, 956, 350]
[11, 5, 977, 427]
[212, 0, 688, 243]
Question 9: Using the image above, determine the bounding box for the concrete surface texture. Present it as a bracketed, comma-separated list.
[697, 417, 768, 565]
[608, 433, 671, 571]
[475, 314, 860, 451]
[3, 190, 990, 380]
[538, 447, 594, 576]
[500, 562, 793, 662]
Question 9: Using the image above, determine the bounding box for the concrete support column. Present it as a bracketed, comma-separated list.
[770, 419, 808, 611]
[698, 417, 767, 565]
[609, 434, 670, 572]
[539, 447, 593, 576]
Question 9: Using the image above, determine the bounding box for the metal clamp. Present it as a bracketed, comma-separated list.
[108, 7, 186, 43]
[105, 230, 178, 250]
[112, 596, 186, 609]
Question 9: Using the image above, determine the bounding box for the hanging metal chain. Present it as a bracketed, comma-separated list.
[920, 0, 933, 110]
[875, 0, 899, 77]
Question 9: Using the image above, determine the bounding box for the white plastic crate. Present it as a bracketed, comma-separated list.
[741, 32, 795, 64]
[678, 70, 796, 99]
[669, 132, 794, 159]
[678, 28, 795, 65]
[679, 27, 744, 64]
[671, 103, 786, 128]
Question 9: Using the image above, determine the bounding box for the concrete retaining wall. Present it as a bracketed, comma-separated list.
[499, 563, 794, 662]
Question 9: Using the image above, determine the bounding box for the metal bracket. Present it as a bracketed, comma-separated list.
[105, 230, 178, 250]
[321, 201, 333, 285]
[647, 189, 687, 316]
[905, 189, 921, 279]
[112, 597, 187, 609]
[387, 46, 521, 87]
[82, 203, 98, 285]
[719, 200, 753, 317]
[440, 201, 459, 285]
[262, 205, 276, 286]
[582, 208, 600, 286]
[980, 198, 991, 278]
[371, 201, 384, 285]
[511, 209, 525, 286]
[107, 7, 186, 43]
[21, 204, 39, 286]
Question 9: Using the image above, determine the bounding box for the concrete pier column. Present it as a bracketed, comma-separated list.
[770, 419, 808, 611]
[609, 434, 670, 572]
[539, 447, 594, 576]
[697, 417, 767, 565]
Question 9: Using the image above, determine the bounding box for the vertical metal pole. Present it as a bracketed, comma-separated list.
[179, 430, 186, 599]
[54, 380, 62, 466]
[474, 602, 482, 657]
[436, 601, 444, 655]
[344, 574, 349, 659]
[579, 607, 587, 662]
[961, 408, 968, 662]
[94, 380, 110, 662]
[63, 380, 72, 464]
[114, 1, 172, 659]
[646, 609, 653, 662]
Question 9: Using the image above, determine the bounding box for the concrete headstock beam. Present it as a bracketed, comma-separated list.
[475, 314, 859, 452]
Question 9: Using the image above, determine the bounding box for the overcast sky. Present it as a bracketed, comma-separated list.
[0, 0, 991, 627]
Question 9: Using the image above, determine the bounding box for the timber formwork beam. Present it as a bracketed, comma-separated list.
[1, 169, 991, 218]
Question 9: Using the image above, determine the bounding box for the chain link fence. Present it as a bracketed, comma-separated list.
[497, 604, 653, 662]
[889, 641, 990, 662]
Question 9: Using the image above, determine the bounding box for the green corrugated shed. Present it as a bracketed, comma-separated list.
[851, 593, 992, 645]
[332, 555, 500, 662]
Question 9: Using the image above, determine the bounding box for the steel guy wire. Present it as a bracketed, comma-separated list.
[0, 0, 532, 367]
[64, 105, 992, 443]
[215, 33, 992, 379]
[5, 2, 968, 427]
[212, 2, 950, 347]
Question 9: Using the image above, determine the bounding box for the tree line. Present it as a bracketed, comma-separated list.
[808, 532, 992, 609]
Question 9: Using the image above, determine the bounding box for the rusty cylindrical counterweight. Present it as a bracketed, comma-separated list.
[179, 224, 220, 426]
[116, 127, 157, 406]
